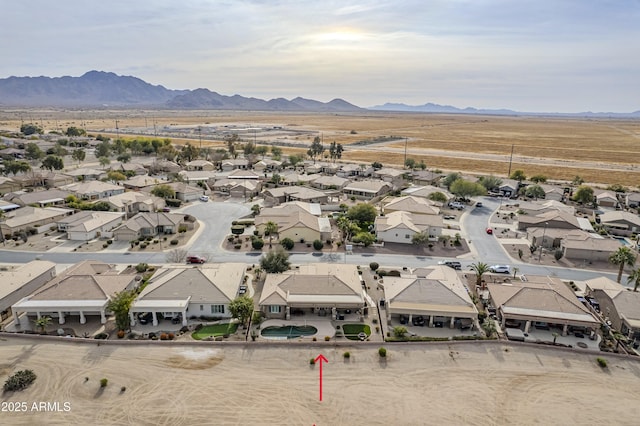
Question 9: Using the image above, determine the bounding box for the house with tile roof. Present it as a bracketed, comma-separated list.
[255, 203, 331, 242]
[112, 212, 186, 241]
[375, 210, 443, 244]
[56, 210, 125, 240]
[591, 288, 640, 340]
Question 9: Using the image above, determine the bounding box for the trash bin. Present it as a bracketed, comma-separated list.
[379, 299, 385, 307]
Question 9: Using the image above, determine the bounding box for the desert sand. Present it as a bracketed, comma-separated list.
[1, 337, 640, 425]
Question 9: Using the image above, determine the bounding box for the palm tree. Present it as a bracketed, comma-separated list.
[627, 268, 640, 292]
[470, 262, 490, 288]
[34, 316, 52, 334]
[264, 221, 278, 248]
[609, 246, 636, 283]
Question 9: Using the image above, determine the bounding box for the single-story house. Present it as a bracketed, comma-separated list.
[539, 184, 567, 202]
[105, 192, 165, 216]
[625, 192, 640, 210]
[148, 160, 181, 174]
[411, 170, 443, 186]
[63, 167, 105, 181]
[253, 159, 282, 172]
[560, 232, 622, 263]
[186, 159, 215, 171]
[401, 185, 452, 202]
[178, 170, 216, 183]
[337, 163, 373, 178]
[61, 181, 125, 200]
[110, 162, 148, 175]
[343, 181, 393, 200]
[487, 275, 600, 336]
[383, 196, 440, 216]
[112, 212, 185, 241]
[499, 179, 521, 198]
[259, 264, 364, 320]
[0, 177, 21, 194]
[56, 211, 125, 241]
[598, 211, 640, 236]
[595, 190, 619, 209]
[373, 168, 405, 187]
[311, 175, 350, 190]
[0, 206, 74, 236]
[514, 200, 575, 217]
[212, 179, 261, 198]
[517, 210, 581, 231]
[0, 261, 56, 321]
[11, 260, 138, 327]
[221, 159, 249, 171]
[3, 189, 71, 207]
[166, 182, 205, 202]
[262, 186, 329, 206]
[226, 169, 261, 179]
[122, 175, 168, 191]
[382, 265, 478, 329]
[255, 204, 331, 242]
[375, 211, 443, 244]
[130, 263, 247, 326]
[591, 289, 640, 340]
[280, 173, 321, 186]
[584, 276, 625, 297]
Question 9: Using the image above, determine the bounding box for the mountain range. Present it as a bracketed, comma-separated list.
[0, 71, 638, 117]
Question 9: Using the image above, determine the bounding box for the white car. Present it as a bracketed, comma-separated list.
[448, 201, 464, 210]
[199, 195, 209, 202]
[489, 265, 511, 274]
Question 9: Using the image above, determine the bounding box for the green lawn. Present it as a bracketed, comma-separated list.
[192, 323, 238, 340]
[342, 324, 371, 341]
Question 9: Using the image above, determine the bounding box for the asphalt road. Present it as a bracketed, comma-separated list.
[0, 198, 620, 283]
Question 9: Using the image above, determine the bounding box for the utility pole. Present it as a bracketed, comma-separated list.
[197, 126, 202, 149]
[507, 144, 514, 178]
[403, 137, 408, 168]
[115, 120, 120, 141]
[537, 222, 548, 262]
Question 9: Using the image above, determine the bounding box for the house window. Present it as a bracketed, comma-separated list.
[211, 305, 225, 314]
[405, 234, 410, 239]
[199, 305, 203, 311]
[269, 305, 282, 314]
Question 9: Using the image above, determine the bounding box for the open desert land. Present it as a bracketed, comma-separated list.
[1, 337, 640, 425]
[1, 110, 640, 185]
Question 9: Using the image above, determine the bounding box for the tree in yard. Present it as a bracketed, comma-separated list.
[307, 136, 324, 163]
[157, 144, 178, 161]
[336, 216, 360, 243]
[264, 221, 278, 248]
[346, 203, 377, 226]
[627, 268, 640, 292]
[371, 161, 383, 170]
[251, 204, 261, 217]
[34, 316, 52, 333]
[404, 158, 416, 169]
[95, 141, 111, 158]
[65, 126, 86, 137]
[151, 184, 176, 199]
[393, 326, 408, 338]
[482, 318, 497, 338]
[3, 160, 31, 175]
[166, 248, 188, 263]
[352, 231, 375, 247]
[530, 174, 548, 183]
[328, 141, 343, 162]
[470, 262, 490, 288]
[25, 143, 44, 161]
[510, 169, 527, 182]
[609, 246, 636, 283]
[572, 175, 584, 186]
[225, 134, 239, 158]
[107, 171, 127, 182]
[280, 237, 295, 250]
[260, 247, 291, 273]
[270, 173, 282, 186]
[72, 148, 86, 164]
[288, 154, 302, 168]
[106, 290, 136, 331]
[478, 175, 502, 192]
[255, 145, 268, 158]
[573, 185, 595, 205]
[428, 191, 448, 203]
[98, 156, 111, 169]
[450, 179, 487, 199]
[229, 295, 254, 326]
[411, 230, 430, 248]
[443, 172, 461, 190]
[179, 142, 200, 163]
[270, 146, 282, 160]
[524, 184, 546, 200]
[438, 235, 451, 247]
[117, 153, 131, 163]
[41, 155, 64, 170]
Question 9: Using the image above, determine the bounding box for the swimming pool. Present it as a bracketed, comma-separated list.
[261, 325, 318, 339]
[614, 237, 630, 246]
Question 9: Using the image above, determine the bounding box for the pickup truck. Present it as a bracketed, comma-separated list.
[448, 201, 464, 210]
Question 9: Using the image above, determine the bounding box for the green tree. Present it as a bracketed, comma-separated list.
[95, 141, 111, 158]
[157, 144, 178, 161]
[572, 175, 584, 186]
[25, 143, 44, 160]
[404, 158, 416, 169]
[71, 149, 86, 164]
[106, 290, 136, 331]
[411, 230, 430, 248]
[478, 175, 502, 192]
[609, 246, 636, 283]
[107, 171, 127, 181]
[336, 216, 360, 243]
[573, 185, 595, 205]
[255, 145, 269, 158]
[288, 154, 302, 168]
[20, 123, 42, 135]
[371, 161, 383, 170]
[151, 184, 176, 199]
[229, 295, 254, 326]
[34, 316, 52, 333]
[470, 262, 490, 288]
[179, 143, 200, 163]
[251, 204, 261, 217]
[65, 126, 86, 137]
[264, 221, 278, 248]
[270, 173, 282, 186]
[260, 247, 291, 273]
[116, 153, 131, 163]
[443, 172, 461, 190]
[41, 155, 64, 170]
[225, 134, 239, 158]
[98, 156, 111, 169]
[280, 237, 295, 250]
[346, 203, 377, 226]
[307, 136, 324, 163]
[393, 326, 408, 338]
[524, 184, 546, 200]
[3, 160, 31, 175]
[450, 179, 487, 199]
[353, 231, 375, 247]
[270, 146, 282, 160]
[627, 268, 640, 292]
[428, 191, 448, 203]
[510, 169, 527, 181]
[530, 174, 548, 183]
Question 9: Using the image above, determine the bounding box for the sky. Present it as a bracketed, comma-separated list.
[1, 0, 639, 112]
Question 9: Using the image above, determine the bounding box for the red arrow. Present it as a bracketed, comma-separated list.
[314, 354, 328, 401]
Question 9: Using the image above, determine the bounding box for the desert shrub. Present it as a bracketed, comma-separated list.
[343, 351, 351, 358]
[120, 386, 126, 392]
[94, 333, 108, 339]
[378, 270, 388, 277]
[107, 239, 113, 245]
[195, 324, 204, 331]
[253, 230, 259, 236]
[251, 238, 264, 250]
[170, 239, 179, 245]
[597, 357, 607, 368]
[369, 262, 379, 271]
[102, 243, 108, 248]
[324, 336, 331, 341]
[227, 236, 235, 242]
[378, 347, 387, 358]
[100, 378, 108, 388]
[135, 263, 148, 273]
[309, 358, 316, 365]
[281, 237, 295, 250]
[231, 225, 245, 235]
[117, 330, 125, 339]
[168, 333, 175, 340]
[160, 333, 168, 340]
[3, 370, 37, 392]
[234, 244, 242, 249]
[146, 236, 153, 242]
[554, 249, 564, 261]
[178, 224, 187, 233]
[313, 239, 323, 250]
[140, 243, 148, 249]
[387, 270, 401, 277]
[312, 337, 317, 341]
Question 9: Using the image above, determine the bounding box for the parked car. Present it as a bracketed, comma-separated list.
[489, 265, 510, 274]
[475, 202, 483, 208]
[187, 256, 206, 264]
[486, 227, 493, 235]
[443, 214, 456, 220]
[448, 201, 464, 210]
[162, 207, 171, 212]
[137, 312, 153, 325]
[438, 260, 462, 270]
[239, 285, 248, 295]
[199, 195, 209, 202]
